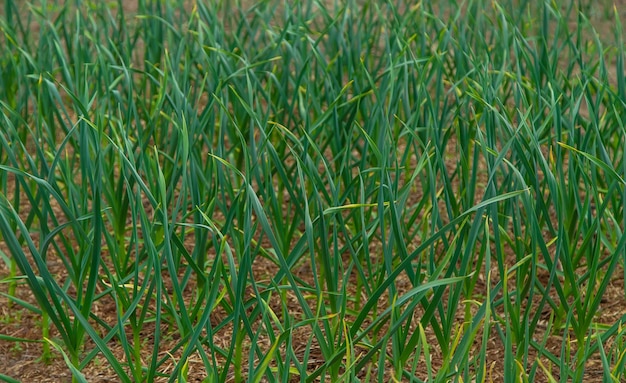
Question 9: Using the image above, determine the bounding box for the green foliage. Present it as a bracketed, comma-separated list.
[0, 0, 625, 381]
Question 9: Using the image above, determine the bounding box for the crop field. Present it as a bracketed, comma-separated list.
[1, 0, 626, 382]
